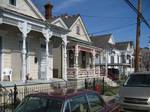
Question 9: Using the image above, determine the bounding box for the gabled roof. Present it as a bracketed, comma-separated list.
[50, 14, 91, 42]
[91, 34, 114, 49]
[50, 14, 80, 28]
[116, 41, 134, 50]
[116, 41, 134, 46]
[116, 44, 128, 50]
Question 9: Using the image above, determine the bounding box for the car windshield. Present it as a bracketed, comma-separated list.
[15, 96, 63, 112]
[124, 74, 150, 87]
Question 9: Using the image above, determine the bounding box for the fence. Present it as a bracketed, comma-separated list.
[0, 78, 119, 112]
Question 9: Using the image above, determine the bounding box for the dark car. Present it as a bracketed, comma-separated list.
[15, 89, 120, 112]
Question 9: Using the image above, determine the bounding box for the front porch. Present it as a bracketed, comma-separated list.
[67, 44, 101, 79]
[0, 8, 68, 82]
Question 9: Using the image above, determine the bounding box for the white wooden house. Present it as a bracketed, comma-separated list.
[0, 0, 69, 82]
[92, 34, 134, 76]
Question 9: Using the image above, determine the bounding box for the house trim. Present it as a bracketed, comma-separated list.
[69, 16, 91, 42]
[26, 0, 45, 21]
[51, 18, 68, 29]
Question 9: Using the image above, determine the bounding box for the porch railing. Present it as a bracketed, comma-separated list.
[68, 67, 99, 79]
[67, 68, 77, 79]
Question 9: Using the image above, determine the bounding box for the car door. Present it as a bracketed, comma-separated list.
[87, 93, 105, 112]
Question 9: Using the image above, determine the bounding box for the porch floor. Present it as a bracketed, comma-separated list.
[0, 78, 65, 87]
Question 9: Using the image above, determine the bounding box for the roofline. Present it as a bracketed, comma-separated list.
[51, 17, 68, 29]
[0, 7, 44, 24]
[0, 8, 69, 34]
[91, 33, 112, 38]
[68, 36, 92, 45]
[26, 0, 46, 21]
[69, 16, 91, 42]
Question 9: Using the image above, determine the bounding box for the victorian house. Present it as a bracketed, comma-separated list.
[0, 0, 69, 82]
[47, 6, 102, 80]
[92, 34, 134, 76]
[116, 41, 134, 75]
[0, 0, 102, 82]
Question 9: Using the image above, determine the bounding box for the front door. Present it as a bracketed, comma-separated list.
[39, 49, 47, 80]
[81, 51, 86, 68]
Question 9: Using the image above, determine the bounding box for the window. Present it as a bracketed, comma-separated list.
[87, 93, 103, 112]
[41, 44, 46, 49]
[9, 0, 16, 6]
[34, 57, 38, 64]
[111, 56, 114, 64]
[124, 74, 150, 87]
[70, 95, 89, 112]
[81, 51, 86, 68]
[69, 50, 74, 67]
[15, 96, 63, 112]
[117, 56, 119, 64]
[76, 26, 80, 35]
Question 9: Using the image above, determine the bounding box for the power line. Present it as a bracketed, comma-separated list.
[124, 0, 150, 29]
[77, 22, 137, 36]
[89, 22, 136, 35]
[80, 14, 134, 19]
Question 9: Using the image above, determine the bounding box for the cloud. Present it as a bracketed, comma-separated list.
[54, 0, 85, 12]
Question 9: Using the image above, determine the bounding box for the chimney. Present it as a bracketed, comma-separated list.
[44, 2, 53, 20]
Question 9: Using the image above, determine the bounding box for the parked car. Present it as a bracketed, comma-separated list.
[15, 89, 120, 112]
[118, 72, 150, 112]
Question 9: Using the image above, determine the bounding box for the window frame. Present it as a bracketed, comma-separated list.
[9, 0, 16, 6]
[76, 26, 80, 35]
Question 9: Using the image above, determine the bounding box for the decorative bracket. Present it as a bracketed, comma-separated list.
[61, 35, 69, 46]
[42, 28, 53, 41]
[18, 21, 31, 37]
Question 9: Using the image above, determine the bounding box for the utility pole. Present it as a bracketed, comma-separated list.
[135, 0, 141, 72]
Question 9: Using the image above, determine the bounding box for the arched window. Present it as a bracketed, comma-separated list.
[76, 26, 80, 35]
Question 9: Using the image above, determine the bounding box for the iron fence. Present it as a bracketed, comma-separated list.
[0, 78, 116, 112]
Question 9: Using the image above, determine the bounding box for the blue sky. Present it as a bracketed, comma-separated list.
[32, 0, 150, 48]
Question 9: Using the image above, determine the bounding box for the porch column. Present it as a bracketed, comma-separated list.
[42, 29, 53, 80]
[18, 21, 31, 82]
[124, 53, 127, 63]
[75, 44, 79, 78]
[62, 35, 68, 81]
[92, 49, 96, 76]
[0, 18, 2, 24]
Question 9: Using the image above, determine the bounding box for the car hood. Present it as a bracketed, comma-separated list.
[119, 86, 150, 99]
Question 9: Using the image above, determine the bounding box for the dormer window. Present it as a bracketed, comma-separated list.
[9, 0, 16, 6]
[76, 26, 80, 35]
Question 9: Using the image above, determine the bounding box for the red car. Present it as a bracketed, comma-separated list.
[15, 89, 120, 112]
